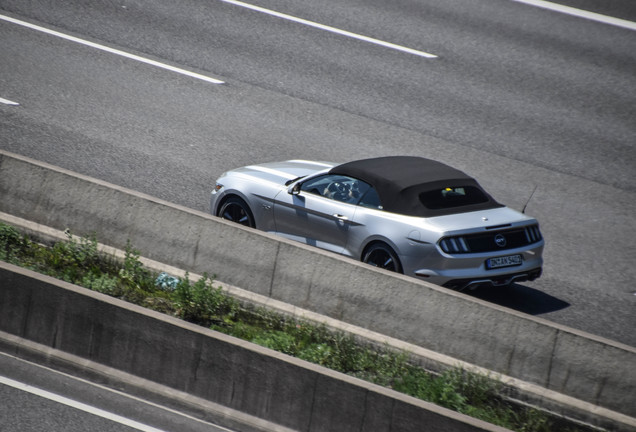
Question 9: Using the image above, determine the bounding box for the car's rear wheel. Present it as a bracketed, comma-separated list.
[362, 243, 402, 274]
[218, 196, 255, 228]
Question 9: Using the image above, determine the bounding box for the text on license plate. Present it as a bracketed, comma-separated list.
[486, 254, 523, 270]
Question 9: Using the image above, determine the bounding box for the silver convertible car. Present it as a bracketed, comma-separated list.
[210, 156, 544, 290]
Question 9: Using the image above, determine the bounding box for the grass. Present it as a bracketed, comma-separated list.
[0, 222, 588, 432]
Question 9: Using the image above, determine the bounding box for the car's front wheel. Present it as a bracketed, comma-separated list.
[218, 196, 255, 228]
[362, 243, 402, 274]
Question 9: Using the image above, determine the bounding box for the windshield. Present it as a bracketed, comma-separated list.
[285, 175, 306, 186]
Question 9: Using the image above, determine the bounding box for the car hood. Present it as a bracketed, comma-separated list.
[425, 206, 537, 234]
[231, 160, 335, 185]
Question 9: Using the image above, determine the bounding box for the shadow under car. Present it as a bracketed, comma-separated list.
[465, 283, 570, 315]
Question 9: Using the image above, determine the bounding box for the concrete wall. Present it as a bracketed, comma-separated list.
[0, 262, 506, 432]
[1, 150, 634, 418]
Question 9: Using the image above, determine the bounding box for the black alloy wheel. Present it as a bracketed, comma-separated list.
[218, 197, 255, 228]
[362, 243, 402, 273]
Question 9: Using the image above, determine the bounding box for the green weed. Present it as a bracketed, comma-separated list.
[173, 273, 240, 327]
[0, 224, 29, 263]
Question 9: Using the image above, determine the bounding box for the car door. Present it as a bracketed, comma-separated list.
[272, 174, 358, 254]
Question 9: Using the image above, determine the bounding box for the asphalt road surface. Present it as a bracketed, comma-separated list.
[0, 0, 634, 347]
[0, 352, 239, 432]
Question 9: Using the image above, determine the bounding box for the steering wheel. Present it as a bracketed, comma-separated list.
[326, 181, 350, 201]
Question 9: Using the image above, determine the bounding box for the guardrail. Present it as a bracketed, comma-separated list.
[0, 150, 634, 421]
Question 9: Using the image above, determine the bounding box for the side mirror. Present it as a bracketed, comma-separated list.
[287, 183, 301, 195]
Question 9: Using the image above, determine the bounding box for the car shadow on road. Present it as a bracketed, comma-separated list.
[464, 283, 570, 315]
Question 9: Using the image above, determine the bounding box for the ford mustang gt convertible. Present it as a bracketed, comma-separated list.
[210, 156, 543, 290]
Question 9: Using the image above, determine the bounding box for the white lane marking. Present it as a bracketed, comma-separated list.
[0, 97, 20, 106]
[219, 0, 438, 58]
[0, 14, 225, 84]
[0, 375, 169, 432]
[0, 352, 238, 432]
[512, 0, 636, 31]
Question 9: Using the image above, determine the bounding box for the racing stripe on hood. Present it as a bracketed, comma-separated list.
[244, 165, 298, 180]
[287, 160, 334, 168]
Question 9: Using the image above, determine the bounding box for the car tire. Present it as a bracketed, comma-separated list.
[362, 243, 403, 274]
[218, 196, 255, 228]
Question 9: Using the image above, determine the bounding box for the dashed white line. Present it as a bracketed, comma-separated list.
[512, 0, 636, 31]
[0, 375, 169, 432]
[0, 97, 20, 106]
[0, 14, 225, 84]
[219, 0, 438, 58]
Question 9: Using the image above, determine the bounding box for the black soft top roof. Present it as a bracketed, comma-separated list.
[329, 156, 502, 216]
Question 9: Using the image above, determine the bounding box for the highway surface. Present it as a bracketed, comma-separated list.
[0, 0, 634, 353]
[0, 352, 239, 432]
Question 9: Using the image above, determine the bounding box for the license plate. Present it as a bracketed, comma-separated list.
[486, 254, 522, 270]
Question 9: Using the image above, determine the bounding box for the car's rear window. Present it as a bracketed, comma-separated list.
[419, 186, 490, 210]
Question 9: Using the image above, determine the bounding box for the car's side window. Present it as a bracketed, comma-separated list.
[358, 187, 383, 210]
[300, 174, 333, 197]
[301, 175, 373, 205]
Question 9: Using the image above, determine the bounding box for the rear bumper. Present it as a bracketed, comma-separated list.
[440, 267, 542, 291]
[407, 241, 544, 290]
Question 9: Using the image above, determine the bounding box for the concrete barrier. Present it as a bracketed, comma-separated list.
[1, 150, 634, 418]
[0, 262, 507, 432]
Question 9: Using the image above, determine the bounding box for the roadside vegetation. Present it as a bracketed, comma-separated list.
[0, 222, 588, 432]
